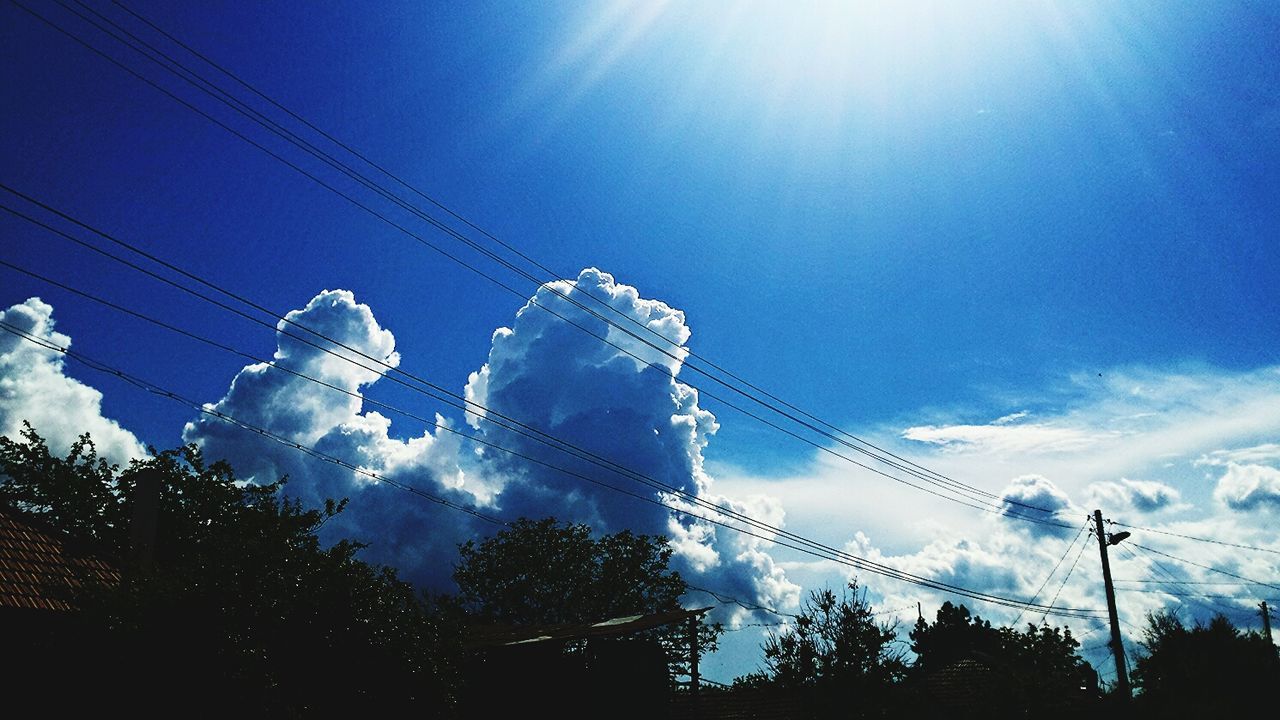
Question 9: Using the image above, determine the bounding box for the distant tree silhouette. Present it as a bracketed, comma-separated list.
[735, 580, 906, 718]
[909, 601, 1002, 675]
[908, 601, 1094, 716]
[452, 517, 717, 672]
[1133, 609, 1280, 715]
[451, 517, 718, 718]
[454, 517, 684, 624]
[0, 424, 458, 716]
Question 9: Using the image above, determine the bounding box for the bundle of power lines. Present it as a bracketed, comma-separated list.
[3, 0, 1276, 625]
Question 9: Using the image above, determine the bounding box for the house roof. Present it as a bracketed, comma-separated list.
[0, 508, 120, 611]
[918, 657, 997, 708]
[465, 606, 713, 650]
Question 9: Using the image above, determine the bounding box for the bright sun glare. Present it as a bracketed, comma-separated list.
[532, 0, 1060, 136]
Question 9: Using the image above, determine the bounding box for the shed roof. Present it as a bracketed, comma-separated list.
[465, 606, 712, 650]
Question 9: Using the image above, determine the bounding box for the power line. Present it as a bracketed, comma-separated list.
[0, 221, 1098, 624]
[1113, 542, 1244, 619]
[0, 184, 1082, 552]
[1128, 542, 1280, 593]
[14, 0, 1078, 525]
[1012, 521, 1090, 628]
[1114, 579, 1273, 586]
[1110, 521, 1280, 557]
[720, 622, 789, 632]
[1039, 522, 1094, 625]
[1114, 587, 1274, 602]
[102, 0, 1041, 516]
[871, 604, 918, 618]
[683, 585, 796, 619]
[0, 287, 1104, 622]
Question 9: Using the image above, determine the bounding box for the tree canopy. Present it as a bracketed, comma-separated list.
[451, 517, 717, 676]
[908, 601, 1094, 715]
[21, 424, 1280, 717]
[452, 516, 688, 625]
[736, 580, 906, 718]
[1133, 609, 1280, 714]
[0, 424, 457, 716]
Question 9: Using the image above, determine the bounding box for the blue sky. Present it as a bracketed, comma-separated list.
[3, 0, 1279, 684]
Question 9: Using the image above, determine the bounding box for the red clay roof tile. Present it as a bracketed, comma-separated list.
[0, 509, 120, 612]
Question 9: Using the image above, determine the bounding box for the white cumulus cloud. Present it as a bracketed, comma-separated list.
[463, 268, 797, 613]
[182, 289, 485, 586]
[0, 298, 145, 465]
[1214, 463, 1280, 512]
[1085, 478, 1183, 514]
[179, 273, 798, 610]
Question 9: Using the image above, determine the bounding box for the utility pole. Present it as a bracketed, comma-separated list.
[127, 468, 162, 580]
[1262, 601, 1274, 648]
[1093, 509, 1130, 700]
[689, 614, 703, 690]
[688, 614, 701, 719]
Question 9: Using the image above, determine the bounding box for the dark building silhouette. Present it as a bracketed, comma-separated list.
[1, 507, 121, 713]
[463, 607, 708, 718]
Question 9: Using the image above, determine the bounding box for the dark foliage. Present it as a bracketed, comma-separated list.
[454, 517, 686, 625]
[907, 601, 1095, 717]
[734, 580, 906, 718]
[1133, 609, 1280, 715]
[0, 424, 458, 717]
[452, 517, 718, 675]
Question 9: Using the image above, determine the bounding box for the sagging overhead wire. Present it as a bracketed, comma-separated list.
[0, 203, 1086, 626]
[1110, 521, 1280, 557]
[0, 320, 1103, 620]
[1127, 542, 1280, 594]
[1011, 521, 1090, 628]
[12, 0, 1077, 524]
[0, 183, 1084, 542]
[93, 0, 1029, 515]
[1112, 542, 1245, 620]
[1038, 518, 1094, 626]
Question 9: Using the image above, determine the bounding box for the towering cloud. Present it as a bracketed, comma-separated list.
[0, 298, 144, 465]
[463, 268, 796, 613]
[179, 272, 798, 610]
[183, 290, 486, 586]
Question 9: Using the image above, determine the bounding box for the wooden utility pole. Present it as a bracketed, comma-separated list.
[127, 468, 162, 579]
[1093, 509, 1130, 699]
[688, 614, 701, 695]
[1262, 601, 1274, 647]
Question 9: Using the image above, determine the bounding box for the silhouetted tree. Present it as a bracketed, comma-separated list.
[0, 424, 458, 716]
[1133, 609, 1280, 715]
[908, 601, 1093, 716]
[735, 580, 905, 718]
[451, 517, 718, 718]
[454, 517, 685, 625]
[909, 601, 1002, 676]
[452, 517, 717, 672]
